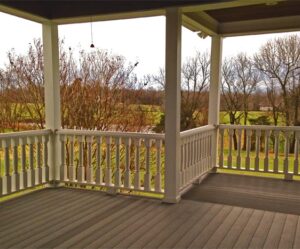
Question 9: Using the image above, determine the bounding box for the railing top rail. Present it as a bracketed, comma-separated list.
[57, 129, 165, 140]
[180, 125, 215, 138]
[0, 129, 52, 139]
[219, 124, 300, 132]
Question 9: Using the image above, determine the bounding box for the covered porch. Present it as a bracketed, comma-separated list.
[0, 0, 300, 248]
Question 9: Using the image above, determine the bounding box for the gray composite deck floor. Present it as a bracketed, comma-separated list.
[1, 173, 300, 249]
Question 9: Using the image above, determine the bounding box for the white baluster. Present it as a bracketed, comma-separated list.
[114, 137, 121, 188]
[205, 133, 209, 170]
[180, 140, 184, 188]
[283, 131, 290, 176]
[294, 132, 300, 175]
[134, 138, 141, 190]
[2, 138, 11, 194]
[155, 139, 162, 192]
[196, 134, 200, 175]
[20, 137, 27, 189]
[95, 136, 102, 185]
[60, 134, 67, 181]
[35, 136, 43, 185]
[228, 129, 233, 168]
[105, 136, 112, 186]
[68, 135, 75, 181]
[255, 130, 261, 171]
[77, 135, 85, 183]
[86, 136, 93, 183]
[273, 130, 280, 173]
[236, 129, 242, 170]
[245, 129, 252, 171]
[264, 130, 271, 172]
[182, 138, 187, 187]
[124, 137, 131, 188]
[219, 128, 224, 168]
[28, 136, 35, 187]
[42, 135, 49, 183]
[12, 138, 20, 192]
[186, 137, 191, 184]
[192, 135, 196, 179]
[144, 138, 152, 191]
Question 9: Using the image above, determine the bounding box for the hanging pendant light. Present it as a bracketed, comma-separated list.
[90, 18, 95, 48]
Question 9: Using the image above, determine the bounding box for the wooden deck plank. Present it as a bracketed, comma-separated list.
[184, 173, 300, 215]
[277, 214, 298, 249]
[263, 213, 287, 249]
[0, 188, 55, 208]
[0, 191, 108, 244]
[20, 197, 129, 249]
[0, 188, 65, 215]
[182, 205, 230, 248]
[203, 206, 243, 249]
[82, 201, 161, 249]
[158, 203, 213, 249]
[60, 200, 154, 249]
[218, 208, 254, 249]
[0, 189, 92, 232]
[7, 194, 125, 248]
[143, 203, 212, 249]
[50, 198, 149, 249]
[174, 204, 224, 249]
[233, 209, 265, 249]
[0, 172, 300, 249]
[124, 201, 200, 249]
[292, 216, 300, 249]
[112, 202, 183, 249]
[187, 205, 236, 249]
[247, 211, 275, 249]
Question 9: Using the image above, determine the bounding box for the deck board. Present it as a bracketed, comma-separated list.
[263, 213, 286, 249]
[278, 214, 298, 249]
[1, 173, 300, 249]
[217, 208, 254, 249]
[183, 173, 300, 215]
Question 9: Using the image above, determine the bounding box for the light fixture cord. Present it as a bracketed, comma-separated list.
[90, 21, 94, 45]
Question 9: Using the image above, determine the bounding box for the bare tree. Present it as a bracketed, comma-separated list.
[254, 35, 300, 127]
[4, 40, 45, 129]
[221, 58, 243, 125]
[181, 51, 210, 130]
[149, 51, 210, 131]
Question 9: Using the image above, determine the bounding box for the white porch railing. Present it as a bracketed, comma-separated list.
[218, 125, 300, 178]
[179, 125, 215, 191]
[57, 129, 165, 195]
[0, 129, 52, 196]
[2, 124, 299, 200]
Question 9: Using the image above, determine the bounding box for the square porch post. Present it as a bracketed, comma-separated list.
[208, 36, 223, 168]
[42, 23, 62, 182]
[164, 8, 182, 203]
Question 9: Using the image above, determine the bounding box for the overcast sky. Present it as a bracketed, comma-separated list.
[0, 12, 299, 77]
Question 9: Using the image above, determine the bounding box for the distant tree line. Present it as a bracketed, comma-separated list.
[0, 35, 299, 134]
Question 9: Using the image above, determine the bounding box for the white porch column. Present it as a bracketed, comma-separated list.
[164, 8, 182, 203]
[208, 36, 223, 168]
[43, 23, 61, 182]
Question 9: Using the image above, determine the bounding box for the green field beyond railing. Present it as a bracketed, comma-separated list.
[218, 125, 300, 179]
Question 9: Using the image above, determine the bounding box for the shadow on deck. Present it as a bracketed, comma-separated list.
[1, 173, 300, 248]
[183, 173, 300, 215]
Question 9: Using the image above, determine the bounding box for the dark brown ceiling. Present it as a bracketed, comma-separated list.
[0, 0, 228, 19]
[206, 1, 300, 23]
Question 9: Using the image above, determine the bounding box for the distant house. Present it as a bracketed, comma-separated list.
[260, 106, 273, 111]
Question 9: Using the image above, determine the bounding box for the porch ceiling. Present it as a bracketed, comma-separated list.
[0, 0, 299, 36]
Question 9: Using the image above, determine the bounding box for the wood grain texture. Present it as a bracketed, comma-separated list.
[0, 182, 299, 249]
